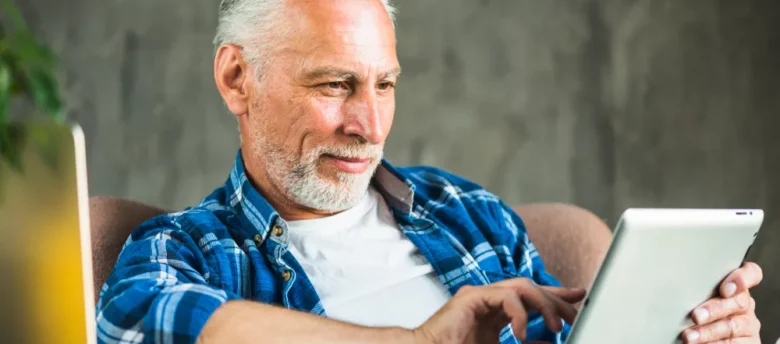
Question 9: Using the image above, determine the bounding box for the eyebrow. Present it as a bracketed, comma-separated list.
[381, 67, 403, 79]
[302, 66, 402, 82]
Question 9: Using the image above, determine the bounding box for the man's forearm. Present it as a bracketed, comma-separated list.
[198, 300, 418, 344]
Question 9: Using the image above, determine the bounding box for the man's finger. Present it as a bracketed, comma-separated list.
[720, 262, 763, 297]
[681, 313, 760, 343]
[489, 278, 579, 332]
[468, 286, 531, 341]
[514, 283, 564, 333]
[539, 288, 579, 325]
[540, 286, 587, 303]
[493, 278, 585, 302]
[492, 287, 529, 342]
[691, 292, 753, 325]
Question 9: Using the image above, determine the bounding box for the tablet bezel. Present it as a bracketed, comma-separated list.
[565, 208, 763, 344]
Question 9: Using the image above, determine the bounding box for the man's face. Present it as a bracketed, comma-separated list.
[242, 0, 399, 213]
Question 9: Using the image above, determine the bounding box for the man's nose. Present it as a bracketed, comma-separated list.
[342, 87, 387, 145]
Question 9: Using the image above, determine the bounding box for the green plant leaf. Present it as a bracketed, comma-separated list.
[0, 62, 12, 175]
[0, 122, 25, 173]
[23, 68, 63, 120]
[0, 60, 9, 122]
[9, 34, 55, 70]
[4, 55, 27, 96]
[0, 0, 65, 181]
[1, 0, 63, 122]
[1, 0, 30, 33]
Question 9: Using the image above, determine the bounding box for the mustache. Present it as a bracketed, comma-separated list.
[312, 143, 384, 160]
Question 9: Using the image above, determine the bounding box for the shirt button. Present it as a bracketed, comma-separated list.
[253, 234, 262, 243]
[281, 270, 292, 282]
[272, 225, 284, 237]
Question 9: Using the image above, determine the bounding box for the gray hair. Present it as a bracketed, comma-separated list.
[214, 0, 397, 80]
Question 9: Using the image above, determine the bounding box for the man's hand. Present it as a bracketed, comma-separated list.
[413, 278, 586, 344]
[682, 262, 763, 343]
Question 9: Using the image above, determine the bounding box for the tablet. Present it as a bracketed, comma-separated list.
[565, 208, 763, 344]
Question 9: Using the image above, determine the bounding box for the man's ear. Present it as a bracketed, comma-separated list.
[214, 44, 251, 116]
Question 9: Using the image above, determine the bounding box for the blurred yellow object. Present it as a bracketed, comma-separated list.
[0, 122, 95, 344]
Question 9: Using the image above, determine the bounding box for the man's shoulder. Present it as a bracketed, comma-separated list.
[394, 165, 501, 205]
[393, 165, 526, 273]
[391, 165, 513, 237]
[129, 198, 237, 243]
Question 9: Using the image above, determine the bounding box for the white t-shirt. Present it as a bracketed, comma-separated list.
[286, 187, 452, 329]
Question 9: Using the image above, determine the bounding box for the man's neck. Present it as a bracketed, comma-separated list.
[241, 151, 346, 221]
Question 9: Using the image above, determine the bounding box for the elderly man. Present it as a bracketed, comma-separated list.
[96, 0, 763, 343]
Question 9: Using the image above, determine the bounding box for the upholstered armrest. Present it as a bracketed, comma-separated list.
[89, 196, 166, 298]
[514, 203, 612, 291]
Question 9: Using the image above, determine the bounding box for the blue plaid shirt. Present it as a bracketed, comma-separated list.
[96, 151, 569, 344]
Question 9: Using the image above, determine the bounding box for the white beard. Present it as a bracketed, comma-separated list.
[251, 128, 383, 212]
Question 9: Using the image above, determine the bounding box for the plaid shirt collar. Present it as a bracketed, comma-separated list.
[223, 150, 416, 245]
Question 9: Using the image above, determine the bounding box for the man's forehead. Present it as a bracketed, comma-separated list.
[290, 2, 395, 44]
[290, 44, 400, 79]
[290, 34, 397, 63]
[279, 0, 398, 78]
[285, 26, 398, 64]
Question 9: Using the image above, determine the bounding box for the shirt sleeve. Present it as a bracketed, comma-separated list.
[95, 222, 241, 344]
[499, 202, 571, 343]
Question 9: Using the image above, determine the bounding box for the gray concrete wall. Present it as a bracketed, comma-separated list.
[15, 0, 780, 341]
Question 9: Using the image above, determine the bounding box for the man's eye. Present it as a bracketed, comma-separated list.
[325, 81, 347, 90]
[378, 82, 395, 91]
